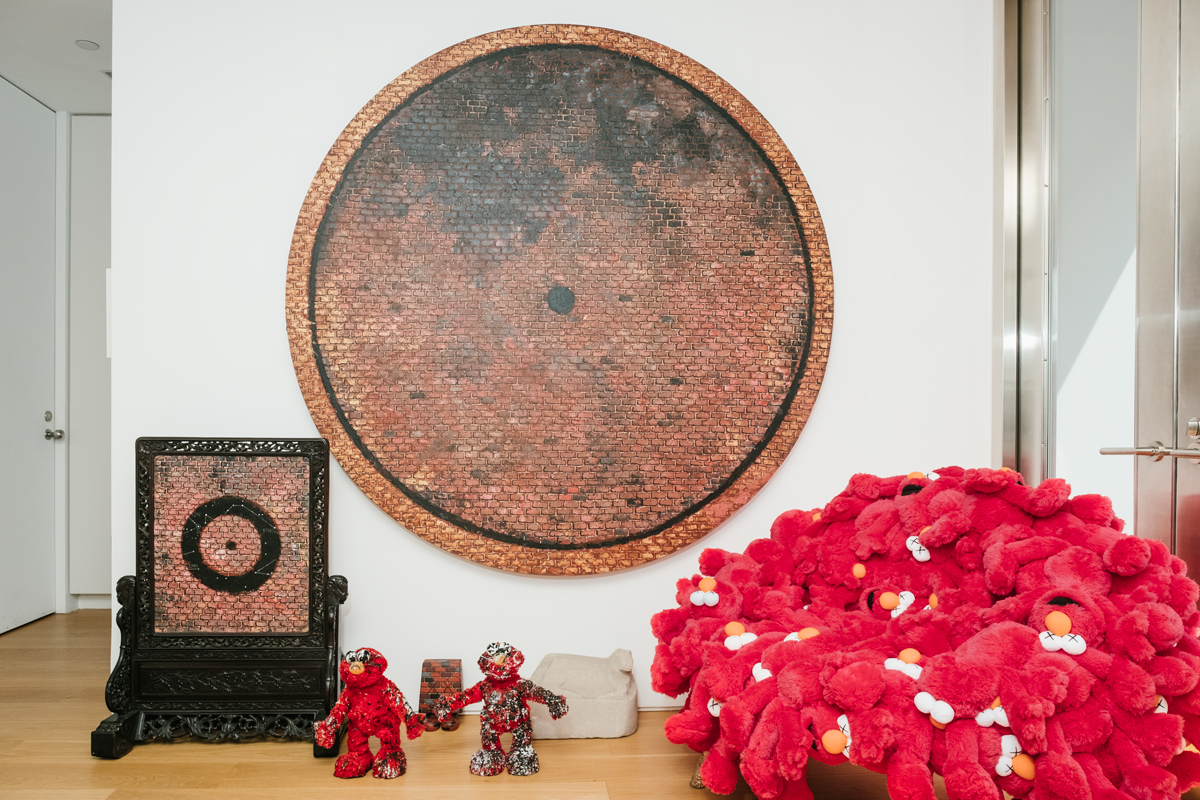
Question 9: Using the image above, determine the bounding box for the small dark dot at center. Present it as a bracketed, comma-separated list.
[226, 541, 237, 551]
[547, 286, 575, 315]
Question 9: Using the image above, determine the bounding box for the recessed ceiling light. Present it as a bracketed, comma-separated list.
[75, 40, 100, 51]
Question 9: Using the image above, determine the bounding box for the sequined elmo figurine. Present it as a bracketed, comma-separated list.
[314, 647, 425, 778]
[434, 642, 568, 776]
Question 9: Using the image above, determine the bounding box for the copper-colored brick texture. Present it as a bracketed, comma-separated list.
[419, 659, 463, 717]
[287, 27, 832, 574]
[152, 455, 311, 633]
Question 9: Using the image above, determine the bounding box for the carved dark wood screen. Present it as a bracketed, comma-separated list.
[92, 438, 347, 759]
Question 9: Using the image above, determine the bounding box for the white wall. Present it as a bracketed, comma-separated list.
[112, 0, 997, 707]
[69, 114, 113, 597]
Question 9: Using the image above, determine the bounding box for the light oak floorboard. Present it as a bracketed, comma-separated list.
[6, 610, 1194, 799]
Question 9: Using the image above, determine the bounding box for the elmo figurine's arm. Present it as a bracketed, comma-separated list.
[315, 686, 352, 749]
[434, 680, 485, 724]
[521, 679, 568, 719]
[381, 680, 425, 741]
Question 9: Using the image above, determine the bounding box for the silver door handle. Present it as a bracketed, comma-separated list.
[1099, 442, 1200, 461]
[44, 428, 64, 440]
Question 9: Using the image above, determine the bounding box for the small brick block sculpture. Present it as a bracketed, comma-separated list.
[419, 659, 462, 732]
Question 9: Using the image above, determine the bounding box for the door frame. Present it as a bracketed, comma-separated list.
[997, 0, 1053, 487]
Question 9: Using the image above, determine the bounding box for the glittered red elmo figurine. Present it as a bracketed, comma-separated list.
[314, 647, 425, 778]
[434, 642, 568, 776]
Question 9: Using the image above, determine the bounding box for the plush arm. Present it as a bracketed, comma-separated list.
[522, 679, 569, 719]
[381, 680, 425, 740]
[434, 681, 484, 722]
[314, 688, 351, 749]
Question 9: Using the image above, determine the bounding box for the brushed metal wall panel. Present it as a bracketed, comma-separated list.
[1018, 0, 1050, 485]
[1135, 0, 1179, 549]
[1175, 0, 1200, 575]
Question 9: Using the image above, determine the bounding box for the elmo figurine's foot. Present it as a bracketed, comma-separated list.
[469, 748, 506, 776]
[441, 714, 460, 732]
[333, 749, 373, 779]
[507, 744, 540, 776]
[372, 749, 407, 779]
[423, 717, 440, 732]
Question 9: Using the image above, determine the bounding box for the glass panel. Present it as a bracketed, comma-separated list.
[1048, 0, 1138, 522]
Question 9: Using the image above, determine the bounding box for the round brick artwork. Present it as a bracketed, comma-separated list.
[287, 26, 832, 574]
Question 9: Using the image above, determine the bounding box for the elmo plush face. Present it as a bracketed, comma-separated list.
[479, 642, 524, 682]
[340, 647, 387, 687]
[1028, 592, 1104, 655]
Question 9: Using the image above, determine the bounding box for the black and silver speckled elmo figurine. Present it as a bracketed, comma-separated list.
[434, 642, 568, 776]
[314, 647, 425, 778]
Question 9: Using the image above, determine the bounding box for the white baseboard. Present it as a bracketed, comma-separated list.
[73, 594, 112, 609]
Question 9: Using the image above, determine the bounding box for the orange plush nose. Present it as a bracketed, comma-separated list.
[852, 563, 866, 579]
[724, 621, 746, 637]
[879, 592, 901, 611]
[698, 577, 717, 592]
[797, 627, 820, 640]
[1045, 610, 1072, 637]
[348, 662, 364, 675]
[898, 648, 921, 664]
[1011, 753, 1035, 780]
[822, 729, 848, 754]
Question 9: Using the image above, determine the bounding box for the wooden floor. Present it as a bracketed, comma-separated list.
[0, 610, 934, 800]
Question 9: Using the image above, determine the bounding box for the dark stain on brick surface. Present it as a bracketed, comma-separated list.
[309, 45, 813, 550]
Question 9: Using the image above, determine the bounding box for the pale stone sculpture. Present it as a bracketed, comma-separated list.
[528, 649, 638, 739]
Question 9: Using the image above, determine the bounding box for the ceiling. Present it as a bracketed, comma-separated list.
[0, 0, 111, 114]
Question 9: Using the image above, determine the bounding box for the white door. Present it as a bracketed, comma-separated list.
[0, 76, 58, 632]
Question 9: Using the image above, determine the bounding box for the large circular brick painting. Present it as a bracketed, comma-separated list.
[287, 26, 832, 574]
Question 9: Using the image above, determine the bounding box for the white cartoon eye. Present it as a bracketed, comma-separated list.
[1039, 630, 1087, 655]
[724, 632, 758, 651]
[883, 658, 922, 680]
[704, 591, 719, 607]
[1156, 696, 1169, 714]
[992, 705, 1009, 727]
[975, 708, 995, 727]
[690, 591, 705, 606]
[890, 591, 916, 618]
[931, 700, 955, 725]
[914, 692, 936, 714]
[707, 697, 722, 717]
[996, 734, 1023, 776]
[836, 714, 852, 755]
[927, 471, 939, 481]
[906, 535, 931, 562]
[784, 632, 800, 642]
[1060, 633, 1087, 655]
[752, 662, 772, 682]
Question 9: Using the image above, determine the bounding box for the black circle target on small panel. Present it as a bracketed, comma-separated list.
[180, 496, 281, 593]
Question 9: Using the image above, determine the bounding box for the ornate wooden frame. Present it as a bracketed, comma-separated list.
[92, 438, 347, 759]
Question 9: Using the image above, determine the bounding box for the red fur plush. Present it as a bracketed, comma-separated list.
[651, 467, 1200, 800]
[314, 647, 425, 778]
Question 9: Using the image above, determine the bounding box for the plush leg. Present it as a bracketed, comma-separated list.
[333, 727, 374, 779]
[506, 722, 540, 776]
[943, 722, 1001, 800]
[469, 724, 507, 777]
[371, 723, 408, 779]
[1076, 752, 1136, 800]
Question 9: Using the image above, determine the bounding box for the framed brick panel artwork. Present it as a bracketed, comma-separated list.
[92, 438, 348, 759]
[287, 25, 833, 575]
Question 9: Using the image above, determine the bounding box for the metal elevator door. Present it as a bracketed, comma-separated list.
[1116, 0, 1200, 577]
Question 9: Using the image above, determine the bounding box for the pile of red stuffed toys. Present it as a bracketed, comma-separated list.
[651, 466, 1200, 800]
